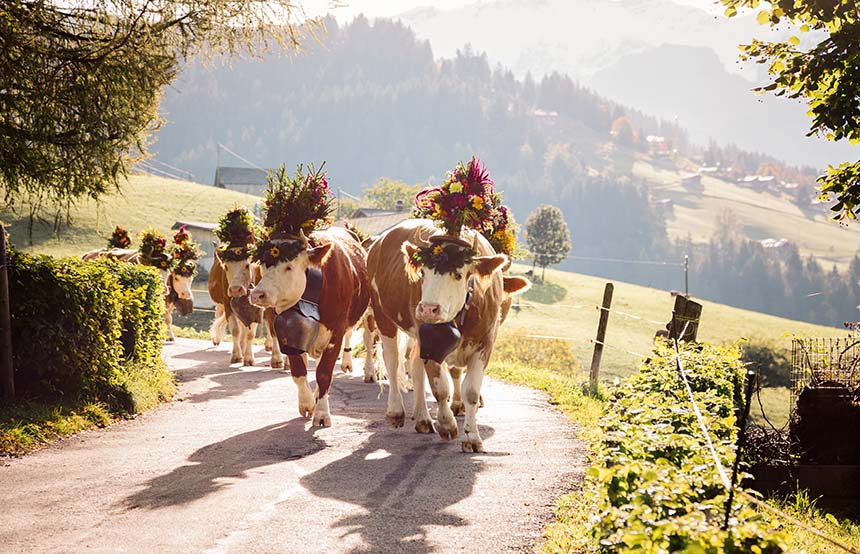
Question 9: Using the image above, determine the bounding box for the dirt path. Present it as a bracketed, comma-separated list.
[0, 338, 586, 554]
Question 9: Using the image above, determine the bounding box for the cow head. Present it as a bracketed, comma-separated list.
[217, 246, 255, 298]
[157, 268, 171, 297]
[404, 234, 508, 325]
[170, 267, 195, 301]
[249, 231, 332, 313]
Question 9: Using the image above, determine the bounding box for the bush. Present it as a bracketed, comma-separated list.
[741, 338, 791, 388]
[588, 341, 785, 553]
[8, 251, 173, 412]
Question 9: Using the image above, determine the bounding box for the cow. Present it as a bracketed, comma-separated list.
[366, 219, 529, 452]
[81, 247, 142, 263]
[248, 227, 370, 427]
[208, 250, 283, 369]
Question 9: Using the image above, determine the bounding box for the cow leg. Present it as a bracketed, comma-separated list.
[210, 304, 227, 346]
[362, 323, 377, 383]
[381, 334, 404, 427]
[312, 341, 341, 427]
[288, 354, 315, 418]
[410, 348, 434, 434]
[461, 355, 486, 453]
[264, 324, 273, 353]
[164, 304, 175, 342]
[243, 322, 257, 366]
[229, 315, 243, 364]
[265, 310, 283, 369]
[424, 360, 458, 441]
[341, 326, 354, 374]
[450, 366, 466, 416]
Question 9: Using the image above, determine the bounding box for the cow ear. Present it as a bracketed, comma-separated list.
[307, 243, 333, 266]
[503, 276, 531, 295]
[402, 241, 422, 282]
[473, 254, 508, 278]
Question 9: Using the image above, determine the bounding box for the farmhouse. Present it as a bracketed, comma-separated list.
[171, 220, 217, 272]
[213, 166, 271, 196]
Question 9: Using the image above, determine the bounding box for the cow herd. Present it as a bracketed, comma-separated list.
[85, 216, 529, 452]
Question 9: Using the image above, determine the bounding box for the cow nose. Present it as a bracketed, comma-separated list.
[228, 286, 245, 297]
[249, 289, 266, 306]
[179, 291, 192, 300]
[417, 303, 441, 320]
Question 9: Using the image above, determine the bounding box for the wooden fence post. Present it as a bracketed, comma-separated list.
[669, 294, 702, 342]
[0, 223, 14, 400]
[589, 282, 613, 395]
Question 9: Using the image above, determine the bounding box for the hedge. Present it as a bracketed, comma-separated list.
[8, 250, 173, 412]
[588, 341, 785, 553]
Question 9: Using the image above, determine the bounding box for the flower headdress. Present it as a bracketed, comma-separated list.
[215, 207, 257, 262]
[108, 225, 132, 249]
[138, 228, 174, 270]
[253, 163, 334, 267]
[409, 238, 476, 279]
[481, 203, 518, 256]
[170, 225, 203, 277]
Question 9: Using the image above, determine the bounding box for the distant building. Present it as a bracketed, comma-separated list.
[760, 238, 789, 249]
[213, 166, 271, 196]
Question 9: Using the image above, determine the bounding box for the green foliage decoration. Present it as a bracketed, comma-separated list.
[410, 242, 475, 277]
[588, 341, 786, 553]
[262, 163, 334, 240]
[170, 225, 202, 277]
[215, 206, 257, 261]
[138, 228, 174, 270]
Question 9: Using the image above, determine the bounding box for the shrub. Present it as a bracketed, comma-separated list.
[588, 341, 785, 553]
[8, 251, 172, 412]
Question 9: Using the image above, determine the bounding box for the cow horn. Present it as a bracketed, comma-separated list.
[471, 232, 479, 250]
[298, 228, 309, 247]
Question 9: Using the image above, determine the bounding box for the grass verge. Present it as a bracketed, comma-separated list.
[0, 402, 113, 456]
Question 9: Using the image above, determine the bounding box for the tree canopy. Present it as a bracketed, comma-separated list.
[525, 204, 572, 279]
[0, 0, 310, 239]
[720, 0, 860, 219]
[363, 177, 422, 210]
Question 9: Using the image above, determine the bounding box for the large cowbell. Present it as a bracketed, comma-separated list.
[419, 322, 462, 364]
[230, 293, 263, 327]
[274, 267, 323, 356]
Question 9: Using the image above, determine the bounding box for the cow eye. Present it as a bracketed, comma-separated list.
[454, 273, 462, 281]
[284, 265, 292, 272]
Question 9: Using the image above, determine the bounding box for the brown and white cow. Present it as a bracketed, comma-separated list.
[208, 251, 283, 368]
[163, 272, 195, 342]
[367, 219, 529, 452]
[248, 227, 370, 427]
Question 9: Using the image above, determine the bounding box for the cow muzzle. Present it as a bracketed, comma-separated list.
[416, 303, 444, 324]
[178, 291, 192, 300]
[228, 285, 247, 298]
[249, 288, 270, 307]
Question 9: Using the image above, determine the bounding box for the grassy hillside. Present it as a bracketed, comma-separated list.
[1, 175, 261, 257]
[631, 157, 860, 269]
[503, 262, 846, 425]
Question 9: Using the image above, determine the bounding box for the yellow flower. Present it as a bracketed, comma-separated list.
[160, 260, 168, 268]
[233, 247, 243, 256]
[471, 196, 483, 210]
[270, 247, 281, 258]
[433, 245, 444, 255]
[449, 182, 463, 193]
[302, 219, 315, 229]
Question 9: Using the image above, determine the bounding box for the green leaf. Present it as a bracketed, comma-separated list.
[756, 10, 770, 25]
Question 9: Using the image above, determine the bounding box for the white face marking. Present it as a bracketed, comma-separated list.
[223, 258, 253, 297]
[171, 273, 194, 300]
[250, 251, 310, 313]
[415, 266, 471, 324]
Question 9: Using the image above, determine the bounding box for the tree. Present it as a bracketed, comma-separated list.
[363, 177, 421, 210]
[525, 204, 572, 280]
[0, 1, 310, 242]
[720, 1, 860, 220]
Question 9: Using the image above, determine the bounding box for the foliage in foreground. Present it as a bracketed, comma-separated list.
[589, 341, 785, 553]
[3, 251, 175, 454]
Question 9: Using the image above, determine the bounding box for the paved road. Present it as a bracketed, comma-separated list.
[0, 338, 586, 554]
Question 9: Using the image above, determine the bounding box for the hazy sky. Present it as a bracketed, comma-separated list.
[307, 0, 725, 19]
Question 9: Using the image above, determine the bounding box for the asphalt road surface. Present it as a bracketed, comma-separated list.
[0, 338, 586, 554]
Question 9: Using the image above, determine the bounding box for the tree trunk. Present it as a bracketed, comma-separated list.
[542, 264, 546, 282]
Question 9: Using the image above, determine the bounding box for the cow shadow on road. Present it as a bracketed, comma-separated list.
[121, 417, 323, 511]
[300, 379, 498, 554]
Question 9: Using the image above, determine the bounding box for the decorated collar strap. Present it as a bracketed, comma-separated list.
[253, 238, 307, 267]
[412, 240, 476, 276]
[218, 244, 255, 262]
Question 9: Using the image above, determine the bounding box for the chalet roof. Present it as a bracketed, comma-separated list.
[214, 167, 270, 188]
[172, 221, 217, 231]
[333, 212, 411, 237]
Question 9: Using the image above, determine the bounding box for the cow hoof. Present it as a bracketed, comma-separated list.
[313, 413, 332, 427]
[299, 404, 315, 418]
[363, 373, 377, 384]
[212, 339, 221, 347]
[244, 358, 255, 367]
[386, 411, 405, 428]
[438, 424, 459, 442]
[230, 354, 243, 364]
[265, 344, 273, 353]
[461, 440, 484, 453]
[270, 358, 284, 369]
[450, 400, 466, 417]
[415, 419, 435, 434]
[342, 363, 352, 374]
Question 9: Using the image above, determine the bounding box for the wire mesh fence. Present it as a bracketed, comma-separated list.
[791, 337, 860, 413]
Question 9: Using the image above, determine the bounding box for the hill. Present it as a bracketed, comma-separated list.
[503, 263, 845, 425]
[1, 175, 261, 258]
